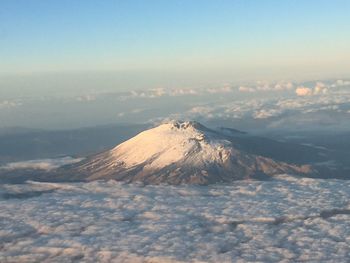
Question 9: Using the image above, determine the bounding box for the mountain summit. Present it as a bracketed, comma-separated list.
[70, 121, 313, 184]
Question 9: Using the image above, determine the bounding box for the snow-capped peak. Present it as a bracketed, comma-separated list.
[111, 120, 232, 170]
[72, 120, 313, 184]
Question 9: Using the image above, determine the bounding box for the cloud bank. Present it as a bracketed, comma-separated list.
[1, 177, 350, 262]
[296, 82, 328, 96]
[0, 157, 83, 171]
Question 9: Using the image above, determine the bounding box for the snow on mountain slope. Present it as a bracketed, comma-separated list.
[111, 121, 231, 170]
[71, 121, 313, 184]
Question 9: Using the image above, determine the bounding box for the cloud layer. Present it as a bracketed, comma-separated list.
[1, 177, 350, 262]
[0, 157, 83, 171]
[2, 78, 349, 130]
[296, 82, 328, 96]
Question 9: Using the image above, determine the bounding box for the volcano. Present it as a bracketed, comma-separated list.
[68, 121, 313, 184]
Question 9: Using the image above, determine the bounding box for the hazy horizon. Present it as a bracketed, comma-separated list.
[1, 1, 350, 130]
[1, 0, 350, 97]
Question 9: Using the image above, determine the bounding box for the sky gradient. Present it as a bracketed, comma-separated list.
[0, 0, 350, 94]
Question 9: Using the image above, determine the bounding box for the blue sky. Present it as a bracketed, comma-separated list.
[0, 0, 349, 92]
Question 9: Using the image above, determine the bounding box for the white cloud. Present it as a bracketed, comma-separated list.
[296, 83, 328, 96]
[256, 81, 270, 91]
[238, 81, 294, 93]
[125, 87, 199, 99]
[295, 86, 313, 96]
[276, 81, 294, 91]
[336, 79, 350, 86]
[76, 94, 96, 102]
[314, 82, 328, 95]
[206, 85, 233, 94]
[131, 108, 144, 114]
[0, 157, 83, 171]
[239, 86, 256, 93]
[189, 106, 213, 114]
[149, 88, 167, 97]
[253, 109, 282, 119]
[0, 100, 22, 109]
[178, 89, 350, 129]
[169, 88, 198, 96]
[0, 178, 350, 262]
[256, 81, 294, 92]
